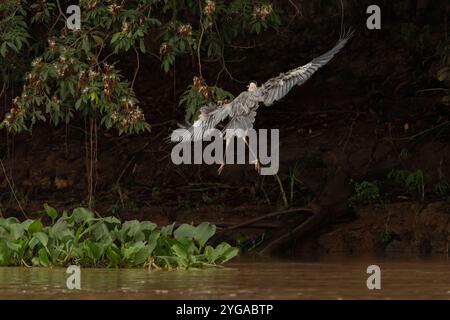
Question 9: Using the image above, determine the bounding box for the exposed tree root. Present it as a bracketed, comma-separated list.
[259, 167, 353, 255]
[217, 207, 313, 234]
[259, 206, 323, 255]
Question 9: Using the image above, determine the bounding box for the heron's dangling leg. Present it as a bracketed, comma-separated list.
[217, 163, 225, 175]
[243, 137, 260, 173]
[218, 137, 232, 175]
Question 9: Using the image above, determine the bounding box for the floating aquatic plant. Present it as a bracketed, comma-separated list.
[0, 205, 238, 269]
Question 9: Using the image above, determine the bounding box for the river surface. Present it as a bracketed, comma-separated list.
[0, 256, 448, 299]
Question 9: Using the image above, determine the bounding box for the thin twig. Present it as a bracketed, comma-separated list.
[131, 46, 140, 89]
[218, 207, 313, 234]
[56, 0, 68, 22]
[288, 0, 301, 17]
[0, 158, 28, 219]
[391, 121, 450, 141]
[0, 81, 6, 98]
[197, 0, 205, 78]
[416, 88, 448, 94]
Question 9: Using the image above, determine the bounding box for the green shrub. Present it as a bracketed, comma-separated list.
[387, 169, 430, 201]
[350, 180, 382, 206]
[0, 0, 281, 133]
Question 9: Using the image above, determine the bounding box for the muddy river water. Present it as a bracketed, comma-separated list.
[0, 256, 448, 299]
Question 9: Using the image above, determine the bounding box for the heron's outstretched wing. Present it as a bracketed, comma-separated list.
[258, 31, 353, 106]
[170, 102, 233, 142]
[222, 111, 257, 139]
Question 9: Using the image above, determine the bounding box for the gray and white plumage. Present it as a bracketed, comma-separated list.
[171, 31, 353, 143]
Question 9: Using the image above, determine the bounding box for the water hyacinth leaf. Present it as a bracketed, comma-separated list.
[21, 219, 34, 231]
[84, 240, 102, 262]
[176, 237, 197, 254]
[106, 245, 121, 266]
[141, 221, 157, 230]
[133, 245, 151, 266]
[43, 203, 58, 223]
[147, 230, 160, 255]
[123, 241, 146, 262]
[71, 247, 84, 260]
[122, 220, 141, 238]
[194, 222, 216, 248]
[174, 224, 196, 241]
[72, 207, 95, 224]
[0, 226, 7, 238]
[220, 247, 239, 263]
[171, 243, 190, 263]
[209, 243, 239, 263]
[28, 236, 39, 250]
[92, 221, 110, 242]
[38, 248, 50, 267]
[27, 219, 43, 235]
[102, 216, 121, 229]
[204, 245, 214, 257]
[49, 218, 71, 240]
[75, 225, 86, 241]
[161, 223, 175, 236]
[113, 227, 125, 243]
[34, 232, 49, 247]
[6, 240, 21, 252]
[9, 223, 25, 240]
[31, 256, 40, 266]
[6, 217, 20, 224]
[169, 248, 189, 268]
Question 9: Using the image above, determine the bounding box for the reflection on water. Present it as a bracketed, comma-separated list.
[0, 256, 448, 299]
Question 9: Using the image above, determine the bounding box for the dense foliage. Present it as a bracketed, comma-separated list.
[0, 0, 281, 133]
[0, 204, 238, 268]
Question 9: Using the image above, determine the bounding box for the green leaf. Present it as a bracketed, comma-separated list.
[9, 223, 25, 240]
[148, 230, 160, 255]
[44, 203, 58, 223]
[140, 221, 157, 232]
[27, 220, 44, 234]
[102, 216, 121, 225]
[34, 232, 49, 247]
[38, 248, 50, 267]
[133, 245, 151, 266]
[50, 218, 72, 241]
[194, 222, 216, 248]
[6, 241, 21, 252]
[209, 242, 239, 263]
[91, 35, 104, 46]
[72, 207, 94, 224]
[21, 220, 34, 231]
[161, 223, 175, 236]
[139, 38, 146, 53]
[111, 32, 121, 44]
[106, 245, 121, 266]
[171, 243, 189, 266]
[174, 224, 196, 241]
[122, 220, 141, 238]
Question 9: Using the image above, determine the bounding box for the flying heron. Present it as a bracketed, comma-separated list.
[171, 31, 354, 174]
